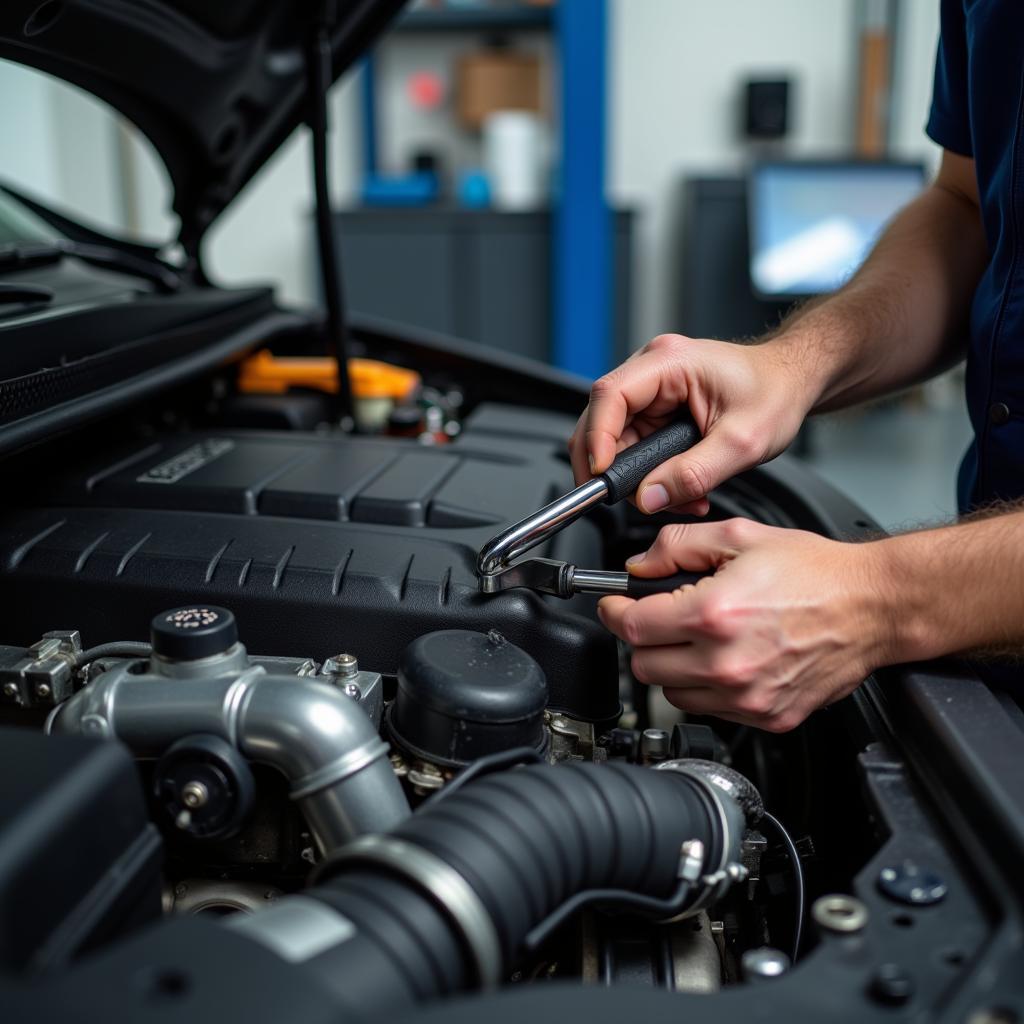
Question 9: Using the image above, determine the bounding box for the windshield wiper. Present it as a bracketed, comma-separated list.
[0, 240, 182, 293]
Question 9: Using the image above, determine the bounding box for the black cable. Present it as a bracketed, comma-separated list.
[75, 641, 152, 665]
[761, 810, 804, 962]
[425, 746, 544, 805]
[307, 1, 355, 428]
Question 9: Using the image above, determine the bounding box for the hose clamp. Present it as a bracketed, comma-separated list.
[325, 834, 503, 988]
[289, 736, 391, 800]
[653, 761, 741, 916]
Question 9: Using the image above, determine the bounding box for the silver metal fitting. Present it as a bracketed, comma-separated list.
[678, 839, 706, 882]
[742, 946, 791, 981]
[181, 780, 209, 809]
[812, 894, 869, 934]
[324, 653, 359, 678]
[327, 834, 503, 988]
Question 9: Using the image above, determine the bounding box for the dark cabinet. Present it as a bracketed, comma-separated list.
[333, 208, 633, 366]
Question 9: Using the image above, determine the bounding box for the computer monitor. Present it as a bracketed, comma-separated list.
[748, 160, 926, 300]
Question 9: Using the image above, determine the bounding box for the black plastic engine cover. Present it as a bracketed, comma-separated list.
[0, 404, 619, 724]
[0, 728, 162, 973]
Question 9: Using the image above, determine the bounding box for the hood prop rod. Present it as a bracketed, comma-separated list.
[307, 0, 356, 430]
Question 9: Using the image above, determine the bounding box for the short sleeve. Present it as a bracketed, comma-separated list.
[926, 0, 973, 156]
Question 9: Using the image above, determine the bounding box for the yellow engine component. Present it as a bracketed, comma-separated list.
[238, 349, 421, 401]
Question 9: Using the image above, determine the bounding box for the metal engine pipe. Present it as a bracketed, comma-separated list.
[47, 651, 408, 851]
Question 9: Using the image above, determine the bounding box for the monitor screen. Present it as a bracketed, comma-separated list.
[748, 161, 926, 299]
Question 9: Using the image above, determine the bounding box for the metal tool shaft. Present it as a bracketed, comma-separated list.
[567, 568, 632, 595]
[476, 477, 608, 577]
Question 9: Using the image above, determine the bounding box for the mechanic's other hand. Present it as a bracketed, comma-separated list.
[597, 519, 890, 732]
[568, 334, 812, 516]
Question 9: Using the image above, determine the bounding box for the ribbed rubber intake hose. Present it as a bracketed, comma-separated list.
[236, 761, 747, 1015]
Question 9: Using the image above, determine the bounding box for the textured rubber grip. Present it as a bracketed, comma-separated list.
[625, 571, 710, 598]
[600, 415, 702, 504]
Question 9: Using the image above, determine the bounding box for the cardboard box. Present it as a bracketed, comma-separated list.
[456, 50, 543, 131]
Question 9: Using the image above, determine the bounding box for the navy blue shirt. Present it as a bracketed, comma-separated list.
[927, 0, 1024, 512]
[927, 1, 1023, 688]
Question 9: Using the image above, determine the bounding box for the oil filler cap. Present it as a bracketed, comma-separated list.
[151, 606, 238, 661]
[388, 629, 549, 767]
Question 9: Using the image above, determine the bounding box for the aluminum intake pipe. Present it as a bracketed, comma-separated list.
[47, 606, 409, 852]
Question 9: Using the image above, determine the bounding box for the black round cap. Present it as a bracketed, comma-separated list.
[151, 606, 238, 661]
[388, 629, 548, 767]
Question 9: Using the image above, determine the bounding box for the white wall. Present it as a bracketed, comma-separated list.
[609, 0, 941, 348]
[202, 83, 363, 305]
[891, 0, 941, 166]
[0, 60, 128, 234]
[0, 61, 61, 200]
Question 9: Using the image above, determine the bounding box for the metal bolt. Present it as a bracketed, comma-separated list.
[407, 762, 445, 793]
[343, 681, 361, 700]
[326, 653, 359, 678]
[867, 963, 915, 1006]
[812, 894, 869, 934]
[35, 683, 51, 699]
[181, 781, 208, 809]
[742, 947, 791, 981]
[727, 862, 750, 883]
[640, 728, 670, 762]
[2, 682, 18, 699]
[877, 861, 947, 906]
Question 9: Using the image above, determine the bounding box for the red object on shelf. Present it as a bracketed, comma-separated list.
[408, 70, 445, 110]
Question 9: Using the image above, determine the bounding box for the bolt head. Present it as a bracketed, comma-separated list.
[877, 861, 947, 906]
[326, 653, 359, 677]
[181, 780, 208, 809]
[868, 964, 914, 1006]
[742, 946, 791, 980]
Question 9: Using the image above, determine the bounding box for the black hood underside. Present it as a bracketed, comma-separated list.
[0, 0, 407, 252]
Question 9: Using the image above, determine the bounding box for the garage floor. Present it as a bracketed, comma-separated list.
[799, 396, 974, 533]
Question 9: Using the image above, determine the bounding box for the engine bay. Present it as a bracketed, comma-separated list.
[2, 0, 1023, 1014]
[0, 374, 1015, 1023]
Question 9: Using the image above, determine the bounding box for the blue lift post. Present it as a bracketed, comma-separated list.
[358, 4, 610, 377]
[360, 54, 379, 180]
[554, 0, 611, 380]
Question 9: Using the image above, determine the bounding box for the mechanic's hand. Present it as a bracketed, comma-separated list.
[568, 334, 813, 516]
[597, 519, 890, 733]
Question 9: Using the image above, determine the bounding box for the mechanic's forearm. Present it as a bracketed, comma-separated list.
[868, 508, 1024, 664]
[762, 176, 987, 414]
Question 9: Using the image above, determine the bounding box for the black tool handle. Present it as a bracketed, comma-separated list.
[625, 570, 710, 598]
[600, 415, 702, 505]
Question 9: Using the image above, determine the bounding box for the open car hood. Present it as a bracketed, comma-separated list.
[0, 0, 406, 252]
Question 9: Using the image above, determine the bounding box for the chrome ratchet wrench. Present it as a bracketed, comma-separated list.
[477, 416, 712, 598]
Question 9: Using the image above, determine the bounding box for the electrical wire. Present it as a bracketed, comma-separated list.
[761, 810, 804, 962]
[307, 1, 356, 428]
[75, 641, 152, 666]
